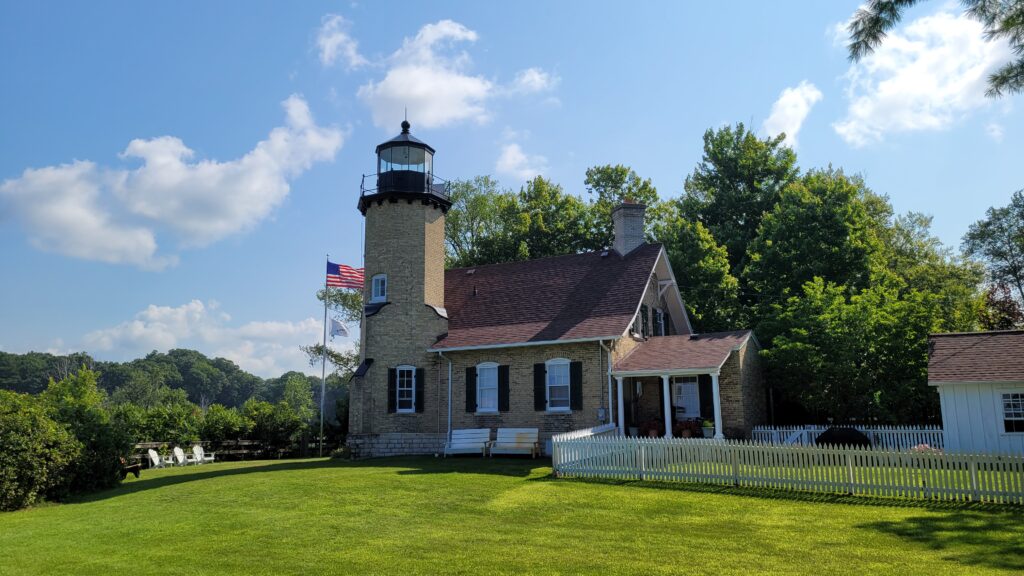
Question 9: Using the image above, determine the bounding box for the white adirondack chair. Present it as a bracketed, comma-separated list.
[443, 428, 490, 457]
[192, 445, 215, 464]
[489, 428, 540, 458]
[173, 446, 197, 466]
[147, 448, 170, 468]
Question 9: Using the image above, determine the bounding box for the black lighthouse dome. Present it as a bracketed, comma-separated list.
[359, 120, 451, 215]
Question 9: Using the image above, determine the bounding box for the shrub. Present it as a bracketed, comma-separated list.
[0, 391, 81, 511]
[40, 368, 130, 496]
[243, 399, 303, 452]
[143, 403, 202, 445]
[201, 404, 249, 445]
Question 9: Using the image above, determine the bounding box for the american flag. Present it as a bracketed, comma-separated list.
[326, 261, 364, 289]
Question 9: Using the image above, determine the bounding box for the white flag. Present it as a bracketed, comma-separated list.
[330, 318, 349, 339]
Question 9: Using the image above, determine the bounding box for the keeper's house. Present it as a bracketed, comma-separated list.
[929, 330, 1024, 454]
[347, 122, 766, 457]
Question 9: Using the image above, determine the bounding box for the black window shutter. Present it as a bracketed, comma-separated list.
[415, 368, 425, 413]
[498, 365, 510, 412]
[570, 361, 583, 411]
[387, 368, 397, 413]
[465, 366, 477, 412]
[698, 375, 713, 420]
[533, 363, 546, 411]
[640, 305, 650, 337]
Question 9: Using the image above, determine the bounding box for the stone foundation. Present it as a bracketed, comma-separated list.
[347, 433, 446, 458]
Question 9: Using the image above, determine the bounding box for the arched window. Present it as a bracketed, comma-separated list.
[395, 364, 416, 413]
[545, 358, 571, 411]
[476, 362, 498, 413]
[371, 274, 387, 303]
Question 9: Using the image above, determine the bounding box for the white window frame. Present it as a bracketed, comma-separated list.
[546, 358, 571, 412]
[476, 362, 499, 414]
[655, 308, 666, 337]
[371, 274, 387, 303]
[396, 364, 416, 413]
[1001, 390, 1024, 434]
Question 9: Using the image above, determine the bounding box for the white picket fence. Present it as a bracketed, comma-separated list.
[552, 436, 1024, 504]
[752, 425, 944, 450]
[551, 423, 618, 441]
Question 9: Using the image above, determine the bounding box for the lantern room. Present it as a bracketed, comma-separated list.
[359, 120, 451, 214]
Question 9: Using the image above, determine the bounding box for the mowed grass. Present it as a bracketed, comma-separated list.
[1, 458, 1022, 576]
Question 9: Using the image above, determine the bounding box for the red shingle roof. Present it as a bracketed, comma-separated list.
[613, 331, 753, 373]
[928, 330, 1024, 383]
[432, 244, 665, 349]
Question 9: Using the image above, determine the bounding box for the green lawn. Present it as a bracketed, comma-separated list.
[1, 457, 1021, 575]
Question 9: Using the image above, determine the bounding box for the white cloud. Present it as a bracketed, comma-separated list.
[0, 95, 342, 267]
[495, 143, 547, 182]
[82, 300, 343, 377]
[762, 81, 823, 148]
[510, 67, 559, 93]
[0, 161, 174, 270]
[358, 20, 493, 130]
[317, 14, 368, 69]
[986, 122, 1005, 142]
[833, 10, 1012, 147]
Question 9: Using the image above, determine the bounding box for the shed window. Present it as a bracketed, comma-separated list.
[1003, 393, 1024, 433]
[396, 366, 415, 413]
[546, 359, 570, 411]
[476, 363, 498, 413]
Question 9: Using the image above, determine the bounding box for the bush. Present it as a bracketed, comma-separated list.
[40, 368, 130, 496]
[243, 399, 303, 452]
[0, 391, 81, 511]
[143, 403, 202, 445]
[201, 404, 249, 445]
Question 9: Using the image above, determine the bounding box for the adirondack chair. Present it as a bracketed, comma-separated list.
[173, 446, 197, 466]
[147, 449, 169, 469]
[192, 445, 215, 464]
[489, 428, 540, 458]
[443, 428, 490, 457]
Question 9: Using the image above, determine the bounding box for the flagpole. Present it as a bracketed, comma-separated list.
[320, 253, 328, 457]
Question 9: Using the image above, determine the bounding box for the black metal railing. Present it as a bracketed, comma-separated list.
[360, 171, 450, 199]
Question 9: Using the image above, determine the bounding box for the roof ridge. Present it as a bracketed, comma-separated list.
[930, 329, 1024, 338]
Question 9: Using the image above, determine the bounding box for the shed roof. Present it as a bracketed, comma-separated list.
[928, 330, 1024, 384]
[430, 244, 667, 350]
[613, 331, 753, 374]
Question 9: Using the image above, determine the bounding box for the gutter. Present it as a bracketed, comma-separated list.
[428, 335, 620, 353]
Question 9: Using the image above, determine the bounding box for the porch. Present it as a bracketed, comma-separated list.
[609, 332, 756, 439]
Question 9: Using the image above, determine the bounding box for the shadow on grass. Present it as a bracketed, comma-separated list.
[553, 475, 1024, 514]
[74, 456, 550, 503]
[860, 513, 1024, 572]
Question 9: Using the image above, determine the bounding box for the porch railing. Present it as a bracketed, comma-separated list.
[551, 435, 1024, 504]
[751, 425, 944, 450]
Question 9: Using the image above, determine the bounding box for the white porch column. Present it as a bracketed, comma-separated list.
[616, 376, 625, 436]
[711, 371, 724, 439]
[661, 375, 673, 438]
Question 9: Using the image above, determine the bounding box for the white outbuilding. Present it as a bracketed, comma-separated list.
[929, 330, 1024, 454]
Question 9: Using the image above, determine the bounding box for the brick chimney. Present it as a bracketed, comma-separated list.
[611, 200, 647, 255]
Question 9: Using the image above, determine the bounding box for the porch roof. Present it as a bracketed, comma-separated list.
[612, 331, 753, 376]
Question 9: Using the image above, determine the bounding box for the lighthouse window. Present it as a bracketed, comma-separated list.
[371, 274, 387, 303]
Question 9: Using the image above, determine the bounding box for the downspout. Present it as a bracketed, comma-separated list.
[599, 340, 613, 425]
[438, 351, 452, 441]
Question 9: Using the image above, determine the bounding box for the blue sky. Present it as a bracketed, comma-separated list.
[0, 1, 1019, 376]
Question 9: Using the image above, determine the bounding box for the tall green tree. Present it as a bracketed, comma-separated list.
[744, 168, 881, 309]
[680, 123, 799, 279]
[445, 176, 518, 268]
[846, 0, 1024, 96]
[964, 190, 1024, 304]
[651, 203, 741, 331]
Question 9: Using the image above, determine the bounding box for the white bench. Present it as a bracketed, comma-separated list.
[444, 428, 490, 457]
[489, 428, 540, 458]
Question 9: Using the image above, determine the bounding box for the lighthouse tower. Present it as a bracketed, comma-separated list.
[349, 121, 451, 455]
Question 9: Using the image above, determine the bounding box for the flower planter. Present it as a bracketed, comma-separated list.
[702, 427, 715, 438]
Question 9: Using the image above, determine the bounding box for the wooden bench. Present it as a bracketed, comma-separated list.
[444, 428, 491, 457]
[489, 428, 540, 458]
